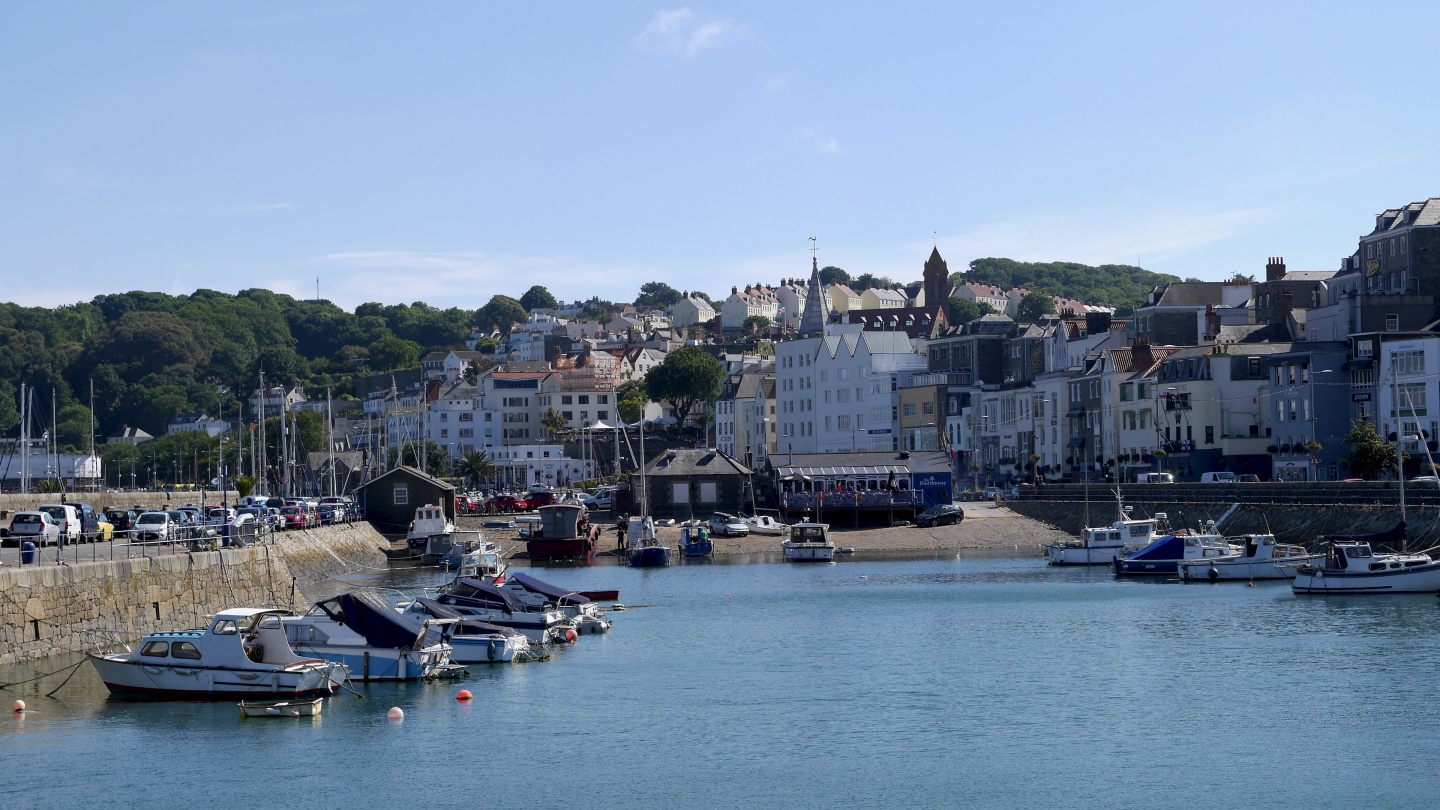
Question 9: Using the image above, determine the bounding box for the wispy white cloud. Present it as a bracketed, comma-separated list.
[796, 126, 840, 155]
[636, 8, 743, 56]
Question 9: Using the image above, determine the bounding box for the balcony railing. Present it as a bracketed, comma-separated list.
[780, 490, 926, 508]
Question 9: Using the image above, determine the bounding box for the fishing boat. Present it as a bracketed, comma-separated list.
[1177, 534, 1321, 581]
[1113, 522, 1240, 576]
[87, 608, 346, 700]
[626, 515, 671, 567]
[499, 571, 612, 633]
[742, 514, 787, 536]
[437, 577, 569, 643]
[678, 523, 714, 557]
[281, 592, 453, 681]
[525, 503, 598, 562]
[1291, 523, 1440, 594]
[439, 533, 506, 582]
[400, 598, 532, 663]
[407, 504, 455, 554]
[1045, 517, 1160, 566]
[782, 523, 836, 562]
[240, 698, 323, 717]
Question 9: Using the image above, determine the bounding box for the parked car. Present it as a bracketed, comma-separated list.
[166, 510, 194, 539]
[36, 504, 81, 545]
[915, 504, 966, 528]
[1136, 473, 1175, 484]
[205, 507, 236, 527]
[75, 503, 110, 541]
[105, 509, 137, 533]
[6, 511, 60, 546]
[317, 504, 343, 525]
[708, 512, 749, 537]
[527, 490, 558, 507]
[488, 494, 531, 513]
[279, 506, 309, 530]
[1236, 474, 1261, 483]
[133, 511, 173, 542]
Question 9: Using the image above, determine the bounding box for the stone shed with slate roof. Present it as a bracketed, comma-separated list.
[642, 448, 753, 519]
[358, 466, 456, 532]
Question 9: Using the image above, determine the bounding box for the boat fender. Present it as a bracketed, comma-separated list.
[456, 690, 474, 702]
[488, 640, 498, 662]
[564, 629, 578, 643]
[1208, 568, 1219, 580]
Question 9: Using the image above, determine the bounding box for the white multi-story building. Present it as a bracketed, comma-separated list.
[423, 382, 481, 459]
[720, 284, 780, 330]
[776, 327, 924, 454]
[490, 444, 593, 488]
[715, 371, 777, 469]
[774, 278, 809, 330]
[672, 292, 717, 329]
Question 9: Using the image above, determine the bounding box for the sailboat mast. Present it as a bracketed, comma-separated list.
[19, 383, 27, 495]
[257, 371, 267, 496]
[327, 388, 335, 497]
[637, 417, 648, 517]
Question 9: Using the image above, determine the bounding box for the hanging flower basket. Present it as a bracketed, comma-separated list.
[1304, 441, 1322, 454]
[1266, 445, 1278, 454]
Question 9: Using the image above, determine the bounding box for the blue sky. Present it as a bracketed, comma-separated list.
[3, 2, 1438, 310]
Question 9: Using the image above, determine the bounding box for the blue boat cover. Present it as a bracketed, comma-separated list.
[1124, 534, 1183, 561]
[441, 578, 528, 614]
[1325, 521, 1406, 547]
[511, 571, 587, 605]
[316, 591, 437, 650]
[408, 598, 516, 638]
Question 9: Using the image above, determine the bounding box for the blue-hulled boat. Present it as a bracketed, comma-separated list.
[626, 516, 671, 567]
[678, 523, 713, 557]
[1113, 529, 1238, 577]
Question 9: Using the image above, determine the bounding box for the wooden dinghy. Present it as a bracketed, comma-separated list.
[240, 698, 324, 718]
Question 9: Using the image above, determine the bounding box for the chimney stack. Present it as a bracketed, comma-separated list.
[1266, 257, 1286, 282]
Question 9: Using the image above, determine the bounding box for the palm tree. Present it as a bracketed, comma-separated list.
[541, 407, 569, 441]
[455, 450, 496, 489]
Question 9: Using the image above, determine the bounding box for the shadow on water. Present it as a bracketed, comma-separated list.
[5, 554, 1440, 809]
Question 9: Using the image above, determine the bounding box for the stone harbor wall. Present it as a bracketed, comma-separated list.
[0, 522, 388, 665]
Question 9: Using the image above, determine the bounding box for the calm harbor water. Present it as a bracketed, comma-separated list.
[4, 554, 1440, 809]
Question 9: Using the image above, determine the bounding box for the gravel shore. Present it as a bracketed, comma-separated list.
[456, 502, 1070, 559]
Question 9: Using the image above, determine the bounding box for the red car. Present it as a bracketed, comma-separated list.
[527, 491, 558, 507]
[488, 495, 531, 513]
[280, 506, 308, 530]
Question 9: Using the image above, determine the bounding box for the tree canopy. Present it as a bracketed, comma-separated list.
[475, 295, 527, 332]
[946, 297, 994, 326]
[643, 346, 725, 429]
[1016, 291, 1057, 322]
[851, 273, 895, 292]
[634, 282, 681, 308]
[962, 258, 1179, 307]
[519, 286, 558, 311]
[819, 266, 850, 286]
[1343, 418, 1399, 480]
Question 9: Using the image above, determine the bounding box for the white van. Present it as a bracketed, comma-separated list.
[1136, 473, 1175, 484]
[36, 504, 81, 543]
[1199, 472, 1236, 483]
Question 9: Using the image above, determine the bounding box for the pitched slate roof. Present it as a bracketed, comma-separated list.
[645, 449, 753, 477]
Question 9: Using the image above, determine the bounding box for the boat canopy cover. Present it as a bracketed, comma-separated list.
[412, 597, 462, 620]
[444, 578, 529, 614]
[1325, 521, 1406, 547]
[511, 571, 587, 605]
[1124, 534, 1183, 561]
[316, 592, 437, 649]
[455, 620, 517, 638]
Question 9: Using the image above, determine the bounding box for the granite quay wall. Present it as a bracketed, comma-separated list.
[1008, 482, 1440, 550]
[0, 522, 388, 665]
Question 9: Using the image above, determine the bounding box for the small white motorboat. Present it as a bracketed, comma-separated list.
[499, 571, 612, 633]
[400, 598, 533, 663]
[240, 697, 324, 717]
[1046, 517, 1159, 566]
[88, 609, 346, 700]
[407, 504, 455, 553]
[1178, 534, 1321, 581]
[782, 523, 836, 562]
[1291, 523, 1440, 594]
[435, 578, 570, 643]
[743, 514, 788, 536]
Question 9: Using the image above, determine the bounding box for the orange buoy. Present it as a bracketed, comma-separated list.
[387, 707, 404, 720]
[12, 700, 24, 713]
[456, 690, 473, 702]
[564, 629, 578, 643]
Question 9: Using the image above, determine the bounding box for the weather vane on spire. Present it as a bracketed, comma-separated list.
[809, 236, 817, 262]
[933, 230, 937, 247]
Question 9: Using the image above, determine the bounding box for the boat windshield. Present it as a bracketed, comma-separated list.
[1345, 544, 1372, 558]
[792, 526, 826, 541]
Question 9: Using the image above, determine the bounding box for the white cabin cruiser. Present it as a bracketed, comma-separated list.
[743, 514, 788, 536]
[406, 504, 455, 553]
[88, 608, 345, 700]
[437, 577, 569, 643]
[1045, 517, 1159, 566]
[1291, 523, 1440, 594]
[400, 598, 532, 663]
[782, 523, 836, 562]
[1178, 534, 1321, 581]
[500, 571, 611, 633]
[281, 592, 452, 681]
